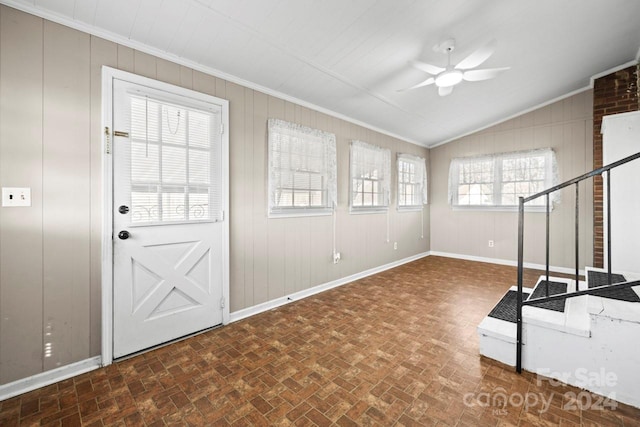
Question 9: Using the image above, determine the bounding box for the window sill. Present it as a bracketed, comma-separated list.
[397, 205, 424, 212]
[451, 204, 553, 213]
[349, 206, 389, 215]
[268, 208, 333, 218]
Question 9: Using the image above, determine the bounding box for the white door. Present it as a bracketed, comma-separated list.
[112, 79, 226, 358]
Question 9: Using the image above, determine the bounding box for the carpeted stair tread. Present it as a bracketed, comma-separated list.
[587, 270, 640, 303]
[588, 270, 627, 288]
[488, 290, 530, 323]
[527, 280, 568, 312]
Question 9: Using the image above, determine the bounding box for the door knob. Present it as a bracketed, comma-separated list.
[118, 205, 129, 214]
[118, 230, 130, 240]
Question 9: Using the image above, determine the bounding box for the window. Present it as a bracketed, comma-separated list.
[349, 141, 391, 212]
[129, 95, 221, 224]
[454, 158, 495, 206]
[268, 119, 337, 217]
[397, 153, 427, 210]
[500, 153, 550, 206]
[448, 148, 557, 210]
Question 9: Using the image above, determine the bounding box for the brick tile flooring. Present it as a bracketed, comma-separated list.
[1, 256, 639, 426]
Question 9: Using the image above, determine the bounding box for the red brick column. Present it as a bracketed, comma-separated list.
[592, 64, 639, 267]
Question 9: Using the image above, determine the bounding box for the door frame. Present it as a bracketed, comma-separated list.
[101, 66, 230, 366]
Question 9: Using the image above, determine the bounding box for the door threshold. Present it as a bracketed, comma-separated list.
[113, 323, 223, 362]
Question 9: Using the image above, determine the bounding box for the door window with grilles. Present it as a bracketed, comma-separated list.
[129, 95, 221, 224]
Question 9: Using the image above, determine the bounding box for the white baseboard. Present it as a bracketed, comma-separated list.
[229, 251, 431, 323]
[0, 356, 102, 401]
[429, 251, 585, 276]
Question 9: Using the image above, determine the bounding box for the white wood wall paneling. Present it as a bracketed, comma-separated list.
[192, 70, 215, 96]
[228, 80, 246, 312]
[156, 58, 181, 87]
[42, 20, 91, 371]
[242, 87, 255, 308]
[297, 105, 312, 294]
[116, 45, 134, 73]
[267, 96, 286, 301]
[310, 112, 331, 288]
[251, 90, 269, 309]
[288, 102, 301, 296]
[326, 115, 342, 284]
[179, 66, 193, 91]
[0, 6, 45, 384]
[133, 50, 156, 80]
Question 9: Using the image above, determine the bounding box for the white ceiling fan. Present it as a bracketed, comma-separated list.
[400, 38, 510, 96]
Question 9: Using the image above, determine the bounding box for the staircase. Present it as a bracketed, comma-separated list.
[478, 151, 640, 409]
[479, 269, 640, 407]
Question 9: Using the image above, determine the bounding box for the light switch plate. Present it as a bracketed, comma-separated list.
[2, 187, 31, 207]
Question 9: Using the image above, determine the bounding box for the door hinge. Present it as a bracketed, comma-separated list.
[220, 297, 225, 309]
[104, 127, 112, 154]
[220, 123, 224, 134]
[220, 210, 225, 221]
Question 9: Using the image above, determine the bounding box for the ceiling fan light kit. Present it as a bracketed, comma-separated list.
[401, 38, 510, 96]
[435, 69, 463, 87]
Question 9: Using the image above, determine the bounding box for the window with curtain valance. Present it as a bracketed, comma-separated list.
[397, 153, 428, 210]
[267, 119, 337, 217]
[448, 148, 558, 210]
[350, 140, 391, 213]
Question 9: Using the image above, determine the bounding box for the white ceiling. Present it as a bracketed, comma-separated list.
[5, 0, 640, 147]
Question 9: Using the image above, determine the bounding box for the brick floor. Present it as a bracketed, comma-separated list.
[1, 256, 639, 426]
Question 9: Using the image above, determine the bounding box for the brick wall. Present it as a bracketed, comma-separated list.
[592, 64, 639, 267]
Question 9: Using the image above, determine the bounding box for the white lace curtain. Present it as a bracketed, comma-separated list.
[267, 119, 337, 214]
[448, 148, 559, 206]
[397, 153, 428, 205]
[350, 140, 391, 208]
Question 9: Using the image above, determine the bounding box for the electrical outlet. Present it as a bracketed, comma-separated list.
[393, 242, 398, 250]
[333, 252, 341, 264]
[488, 240, 494, 248]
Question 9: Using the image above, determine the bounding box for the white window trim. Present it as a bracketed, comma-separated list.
[397, 153, 428, 212]
[448, 148, 558, 212]
[267, 119, 337, 218]
[349, 140, 391, 214]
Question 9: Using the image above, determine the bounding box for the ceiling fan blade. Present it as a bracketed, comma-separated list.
[438, 86, 453, 97]
[454, 39, 497, 70]
[397, 77, 436, 92]
[462, 67, 511, 82]
[410, 60, 445, 75]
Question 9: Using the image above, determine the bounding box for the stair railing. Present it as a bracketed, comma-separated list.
[516, 151, 640, 373]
